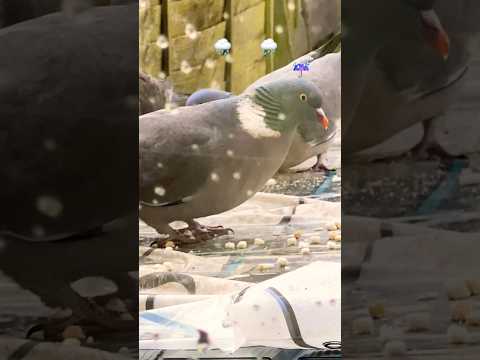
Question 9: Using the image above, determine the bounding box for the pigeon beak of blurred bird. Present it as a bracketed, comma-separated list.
[420, 9, 450, 60]
[316, 107, 329, 130]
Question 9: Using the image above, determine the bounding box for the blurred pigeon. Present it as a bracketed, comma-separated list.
[344, 0, 480, 156]
[0, 0, 123, 28]
[139, 78, 330, 244]
[0, 4, 137, 337]
[342, 0, 451, 140]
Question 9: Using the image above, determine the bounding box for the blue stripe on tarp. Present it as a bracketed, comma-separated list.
[141, 312, 198, 337]
[416, 159, 467, 215]
[313, 170, 336, 196]
[222, 256, 245, 277]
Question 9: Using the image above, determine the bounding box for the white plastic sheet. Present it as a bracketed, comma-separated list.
[139, 261, 340, 352]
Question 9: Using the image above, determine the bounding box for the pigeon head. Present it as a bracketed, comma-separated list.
[343, 0, 449, 59]
[237, 78, 330, 140]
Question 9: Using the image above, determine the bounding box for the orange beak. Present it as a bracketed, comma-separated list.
[420, 9, 450, 60]
[316, 108, 329, 130]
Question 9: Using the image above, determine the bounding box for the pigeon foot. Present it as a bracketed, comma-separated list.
[188, 220, 234, 241]
[150, 221, 234, 247]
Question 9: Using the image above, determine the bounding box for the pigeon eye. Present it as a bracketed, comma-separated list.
[299, 93, 308, 102]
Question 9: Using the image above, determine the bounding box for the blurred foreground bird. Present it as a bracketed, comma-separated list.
[342, 0, 450, 153]
[0, 4, 138, 338]
[344, 0, 480, 157]
[186, 52, 340, 171]
[139, 78, 330, 244]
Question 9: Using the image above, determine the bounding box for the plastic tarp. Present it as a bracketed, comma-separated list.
[139, 261, 340, 352]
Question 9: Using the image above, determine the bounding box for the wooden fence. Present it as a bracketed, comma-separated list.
[139, 0, 340, 95]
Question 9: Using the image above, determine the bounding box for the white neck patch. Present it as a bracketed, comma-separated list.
[236, 96, 281, 139]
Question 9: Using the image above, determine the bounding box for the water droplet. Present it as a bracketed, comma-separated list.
[156, 34, 169, 49]
[152, 199, 158, 204]
[277, 113, 286, 120]
[205, 58, 216, 69]
[211, 173, 220, 182]
[36, 196, 63, 218]
[158, 71, 166, 80]
[265, 178, 277, 186]
[191, 144, 199, 151]
[233, 172, 241, 180]
[226, 149, 234, 157]
[154, 186, 166, 196]
[181, 60, 193, 74]
[228, 133, 235, 139]
[185, 23, 198, 40]
[225, 54, 234, 63]
[287, 0, 296, 11]
[223, 11, 230, 20]
[275, 25, 284, 34]
[157, 162, 164, 168]
[165, 102, 175, 110]
[44, 139, 56, 151]
[32, 225, 45, 238]
[210, 80, 221, 89]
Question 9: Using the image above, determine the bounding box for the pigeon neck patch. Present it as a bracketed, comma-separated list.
[236, 86, 288, 139]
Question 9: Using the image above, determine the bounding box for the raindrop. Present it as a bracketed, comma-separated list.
[275, 25, 284, 34]
[228, 133, 235, 139]
[211, 173, 220, 182]
[287, 0, 296, 11]
[164, 102, 175, 110]
[191, 144, 199, 151]
[223, 11, 230, 20]
[277, 113, 286, 120]
[36, 196, 63, 218]
[156, 34, 169, 49]
[205, 58, 216, 69]
[152, 199, 158, 204]
[265, 178, 277, 186]
[181, 60, 193, 74]
[32, 225, 45, 238]
[225, 54, 234, 63]
[157, 162, 164, 168]
[210, 80, 221, 89]
[158, 71, 167, 80]
[154, 186, 166, 196]
[44, 139, 56, 151]
[185, 23, 198, 40]
[226, 149, 234, 157]
[233, 172, 241, 180]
